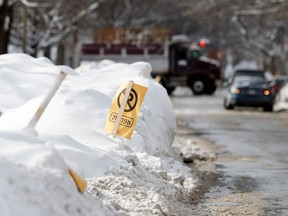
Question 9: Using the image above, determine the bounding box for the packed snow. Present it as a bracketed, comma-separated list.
[274, 82, 288, 111]
[0, 54, 199, 216]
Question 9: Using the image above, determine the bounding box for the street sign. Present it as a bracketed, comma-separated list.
[105, 81, 147, 139]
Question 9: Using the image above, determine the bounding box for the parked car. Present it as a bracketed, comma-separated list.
[223, 69, 275, 112]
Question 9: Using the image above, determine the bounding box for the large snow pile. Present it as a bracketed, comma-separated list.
[274, 83, 288, 111]
[0, 54, 198, 216]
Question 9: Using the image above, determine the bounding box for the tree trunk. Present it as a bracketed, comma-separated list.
[57, 43, 65, 65]
[44, 46, 51, 59]
[0, 0, 13, 54]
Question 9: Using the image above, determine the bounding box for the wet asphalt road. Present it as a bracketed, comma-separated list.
[171, 90, 288, 216]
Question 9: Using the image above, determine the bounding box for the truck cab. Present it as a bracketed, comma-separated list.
[163, 40, 221, 95]
[79, 31, 221, 96]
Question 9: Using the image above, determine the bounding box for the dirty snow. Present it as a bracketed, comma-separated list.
[0, 54, 200, 216]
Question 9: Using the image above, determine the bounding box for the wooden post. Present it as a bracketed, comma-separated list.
[27, 71, 67, 129]
[112, 80, 134, 137]
[154, 75, 162, 83]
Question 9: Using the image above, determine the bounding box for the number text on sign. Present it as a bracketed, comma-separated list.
[109, 112, 134, 128]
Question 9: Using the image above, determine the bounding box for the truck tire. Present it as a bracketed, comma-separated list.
[159, 76, 175, 95]
[190, 78, 206, 95]
[165, 86, 175, 95]
[205, 80, 217, 95]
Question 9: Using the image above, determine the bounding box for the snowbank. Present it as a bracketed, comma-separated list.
[0, 54, 198, 215]
[274, 83, 288, 111]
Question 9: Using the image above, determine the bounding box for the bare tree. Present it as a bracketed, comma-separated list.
[4, 0, 288, 73]
[179, 0, 288, 73]
[11, 0, 100, 57]
[91, 0, 183, 29]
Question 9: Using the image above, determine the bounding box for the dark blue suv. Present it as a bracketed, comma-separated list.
[223, 70, 275, 112]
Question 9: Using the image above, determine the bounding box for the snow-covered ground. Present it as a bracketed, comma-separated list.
[274, 82, 288, 111]
[0, 54, 201, 216]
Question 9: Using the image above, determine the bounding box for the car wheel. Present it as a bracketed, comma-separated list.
[224, 98, 234, 110]
[205, 79, 217, 95]
[263, 104, 273, 112]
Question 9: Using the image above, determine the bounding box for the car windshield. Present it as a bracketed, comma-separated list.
[234, 75, 266, 83]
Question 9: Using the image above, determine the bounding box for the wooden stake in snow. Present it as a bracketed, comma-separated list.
[112, 80, 134, 137]
[27, 71, 67, 129]
[154, 75, 162, 83]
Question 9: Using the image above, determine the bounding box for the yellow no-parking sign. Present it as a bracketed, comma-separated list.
[105, 81, 147, 139]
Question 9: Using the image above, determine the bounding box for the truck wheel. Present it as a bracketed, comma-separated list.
[159, 77, 175, 95]
[190, 79, 206, 95]
[165, 86, 175, 95]
[205, 80, 217, 95]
